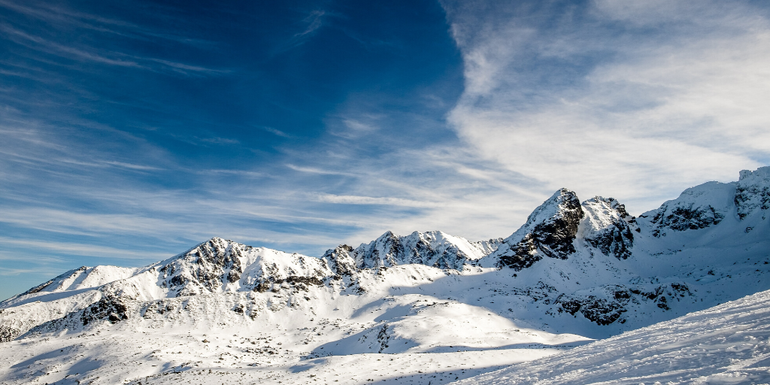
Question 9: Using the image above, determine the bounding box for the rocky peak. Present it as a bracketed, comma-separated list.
[735, 166, 770, 220]
[159, 237, 246, 296]
[494, 188, 584, 270]
[321, 244, 357, 276]
[353, 231, 405, 269]
[581, 197, 637, 260]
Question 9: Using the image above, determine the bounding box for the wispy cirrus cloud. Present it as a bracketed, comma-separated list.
[0, 1, 228, 77]
[0, 24, 141, 67]
[295, 10, 327, 38]
[314, 194, 442, 208]
[0, 237, 170, 261]
[0, 0, 213, 47]
[272, 9, 334, 54]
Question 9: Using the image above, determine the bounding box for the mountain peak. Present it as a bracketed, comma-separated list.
[736, 166, 770, 220]
[739, 166, 770, 181]
[493, 188, 584, 270]
[581, 196, 637, 259]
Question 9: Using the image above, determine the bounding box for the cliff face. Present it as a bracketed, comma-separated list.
[581, 196, 637, 260]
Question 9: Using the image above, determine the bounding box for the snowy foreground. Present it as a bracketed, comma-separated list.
[1, 289, 769, 384]
[0, 268, 591, 385]
[458, 289, 770, 385]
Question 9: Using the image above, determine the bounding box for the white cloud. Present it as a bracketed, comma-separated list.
[343, 119, 378, 133]
[441, 0, 770, 213]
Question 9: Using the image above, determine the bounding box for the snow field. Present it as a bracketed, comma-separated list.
[455, 288, 770, 384]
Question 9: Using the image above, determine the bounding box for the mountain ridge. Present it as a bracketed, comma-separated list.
[2, 167, 769, 346]
[1, 167, 769, 384]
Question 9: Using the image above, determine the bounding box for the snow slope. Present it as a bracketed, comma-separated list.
[454, 288, 770, 385]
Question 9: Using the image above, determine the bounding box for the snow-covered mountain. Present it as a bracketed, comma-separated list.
[322, 230, 501, 272]
[1, 166, 769, 385]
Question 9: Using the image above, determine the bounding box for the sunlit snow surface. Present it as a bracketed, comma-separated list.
[458, 289, 770, 385]
[0, 279, 588, 385]
[2, 289, 769, 384]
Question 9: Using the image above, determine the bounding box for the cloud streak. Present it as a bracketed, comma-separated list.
[0, 237, 170, 261]
[0, 2, 227, 77]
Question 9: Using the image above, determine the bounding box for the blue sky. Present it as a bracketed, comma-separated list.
[2, 0, 770, 300]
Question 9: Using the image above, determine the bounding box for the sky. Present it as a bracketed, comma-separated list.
[1, 0, 770, 300]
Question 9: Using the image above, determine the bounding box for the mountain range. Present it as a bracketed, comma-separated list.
[1, 166, 768, 384]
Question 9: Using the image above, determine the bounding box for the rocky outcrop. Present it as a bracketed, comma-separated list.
[0, 324, 21, 343]
[157, 238, 333, 297]
[649, 206, 725, 235]
[551, 283, 692, 326]
[638, 181, 734, 237]
[80, 295, 129, 325]
[735, 167, 770, 220]
[494, 189, 584, 270]
[159, 237, 245, 296]
[582, 197, 637, 260]
[321, 244, 357, 276]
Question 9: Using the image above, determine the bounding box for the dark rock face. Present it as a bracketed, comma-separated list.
[498, 233, 544, 270]
[636, 180, 741, 237]
[189, 238, 243, 288]
[649, 206, 725, 236]
[160, 237, 246, 295]
[583, 197, 636, 260]
[735, 168, 770, 220]
[321, 245, 357, 276]
[585, 222, 634, 259]
[360, 231, 406, 269]
[497, 189, 584, 270]
[551, 283, 691, 326]
[80, 295, 128, 326]
[259, 276, 325, 293]
[142, 300, 179, 318]
[529, 192, 584, 259]
[0, 325, 21, 343]
[376, 324, 390, 353]
[557, 296, 627, 326]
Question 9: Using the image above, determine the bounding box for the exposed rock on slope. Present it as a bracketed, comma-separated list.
[735, 167, 770, 220]
[581, 196, 637, 260]
[639, 181, 733, 237]
[637, 166, 770, 236]
[158, 237, 333, 297]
